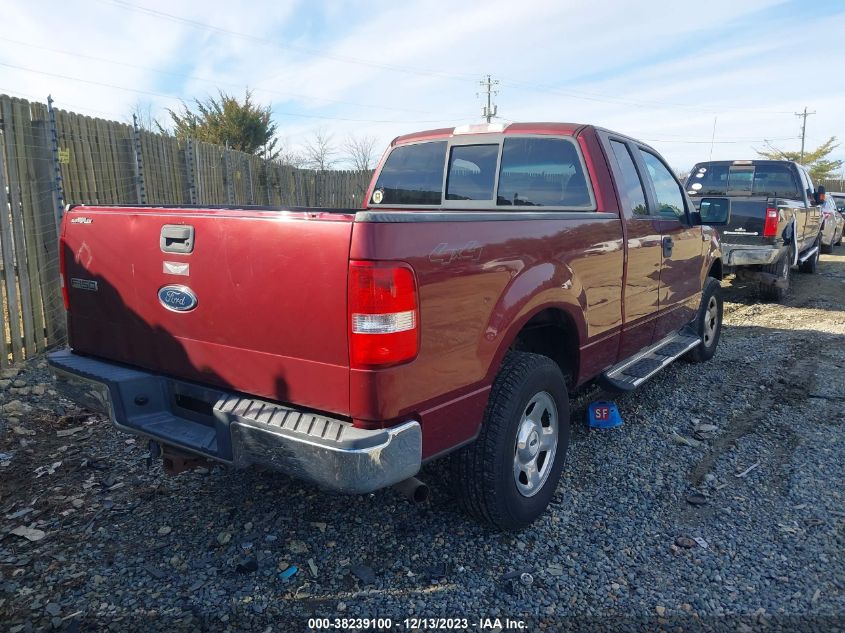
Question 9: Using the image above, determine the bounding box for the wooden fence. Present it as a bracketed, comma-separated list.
[0, 94, 373, 367]
[821, 178, 845, 193]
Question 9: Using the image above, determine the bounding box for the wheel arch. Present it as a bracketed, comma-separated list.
[490, 305, 582, 389]
[708, 258, 723, 280]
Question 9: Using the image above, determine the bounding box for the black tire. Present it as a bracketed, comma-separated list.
[451, 352, 569, 531]
[799, 239, 821, 272]
[685, 277, 723, 363]
[760, 247, 792, 302]
[821, 241, 832, 255]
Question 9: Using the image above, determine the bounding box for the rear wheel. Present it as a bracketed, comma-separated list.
[760, 247, 792, 302]
[685, 277, 722, 363]
[451, 352, 569, 531]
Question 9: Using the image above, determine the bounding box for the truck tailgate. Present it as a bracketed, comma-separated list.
[720, 197, 768, 243]
[61, 206, 354, 416]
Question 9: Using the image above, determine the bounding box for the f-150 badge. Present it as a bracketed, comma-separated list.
[158, 285, 198, 312]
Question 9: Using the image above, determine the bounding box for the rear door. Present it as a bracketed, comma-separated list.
[635, 147, 702, 341]
[601, 135, 661, 359]
[62, 206, 355, 415]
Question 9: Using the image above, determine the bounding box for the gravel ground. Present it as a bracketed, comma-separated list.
[1, 250, 844, 632]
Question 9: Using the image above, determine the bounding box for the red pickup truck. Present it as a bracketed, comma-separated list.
[49, 122, 729, 530]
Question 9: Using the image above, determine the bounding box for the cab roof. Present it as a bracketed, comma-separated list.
[392, 122, 588, 146]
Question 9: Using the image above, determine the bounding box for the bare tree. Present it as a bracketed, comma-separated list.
[302, 128, 338, 171]
[274, 137, 307, 168]
[128, 100, 163, 133]
[343, 134, 378, 172]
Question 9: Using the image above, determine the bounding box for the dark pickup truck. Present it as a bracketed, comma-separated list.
[684, 160, 823, 301]
[50, 122, 730, 530]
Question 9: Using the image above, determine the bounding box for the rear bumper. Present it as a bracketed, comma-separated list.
[722, 243, 782, 267]
[48, 350, 421, 494]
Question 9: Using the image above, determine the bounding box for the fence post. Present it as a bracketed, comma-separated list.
[186, 138, 197, 204]
[224, 142, 234, 205]
[131, 114, 147, 204]
[0, 140, 24, 363]
[263, 151, 272, 205]
[46, 95, 65, 232]
[245, 157, 254, 205]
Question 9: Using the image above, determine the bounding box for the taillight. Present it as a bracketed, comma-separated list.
[348, 261, 419, 368]
[59, 237, 70, 311]
[763, 207, 779, 237]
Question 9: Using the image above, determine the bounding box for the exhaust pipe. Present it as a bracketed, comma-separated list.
[392, 476, 430, 503]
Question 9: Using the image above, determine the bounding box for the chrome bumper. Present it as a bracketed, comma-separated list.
[723, 243, 783, 266]
[48, 350, 421, 494]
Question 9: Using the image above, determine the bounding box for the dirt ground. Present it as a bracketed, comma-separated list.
[1, 251, 843, 632]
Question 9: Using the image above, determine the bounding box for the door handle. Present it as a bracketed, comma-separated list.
[160, 225, 195, 254]
[662, 236, 674, 258]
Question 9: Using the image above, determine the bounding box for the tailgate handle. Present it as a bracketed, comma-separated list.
[160, 225, 194, 254]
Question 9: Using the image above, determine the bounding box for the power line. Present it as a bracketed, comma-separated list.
[95, 0, 478, 84]
[497, 78, 796, 116]
[0, 36, 460, 117]
[94, 0, 791, 118]
[88, 0, 805, 120]
[0, 61, 470, 125]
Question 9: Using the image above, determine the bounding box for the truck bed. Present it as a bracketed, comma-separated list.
[61, 205, 357, 416]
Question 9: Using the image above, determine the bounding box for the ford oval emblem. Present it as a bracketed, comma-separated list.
[158, 285, 198, 312]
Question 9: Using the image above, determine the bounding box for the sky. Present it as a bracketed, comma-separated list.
[2, 0, 844, 174]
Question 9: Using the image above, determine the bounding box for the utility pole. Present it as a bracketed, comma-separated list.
[131, 114, 147, 204]
[478, 75, 499, 123]
[795, 106, 816, 164]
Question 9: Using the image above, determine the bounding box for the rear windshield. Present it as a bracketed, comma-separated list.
[685, 163, 801, 198]
[372, 141, 447, 205]
[371, 136, 593, 209]
[832, 195, 845, 212]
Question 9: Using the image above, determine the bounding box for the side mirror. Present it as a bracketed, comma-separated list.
[698, 197, 731, 225]
[813, 185, 826, 205]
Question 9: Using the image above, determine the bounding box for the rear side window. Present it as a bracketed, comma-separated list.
[609, 140, 647, 216]
[372, 141, 447, 205]
[639, 150, 686, 219]
[446, 144, 498, 201]
[497, 138, 592, 207]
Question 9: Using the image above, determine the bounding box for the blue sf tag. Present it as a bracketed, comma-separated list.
[587, 401, 623, 429]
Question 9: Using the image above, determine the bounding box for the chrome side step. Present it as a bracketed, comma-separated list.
[798, 245, 819, 263]
[600, 330, 701, 392]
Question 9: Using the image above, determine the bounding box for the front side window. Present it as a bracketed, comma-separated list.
[639, 150, 686, 219]
[497, 137, 592, 207]
[446, 144, 498, 201]
[372, 141, 447, 205]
